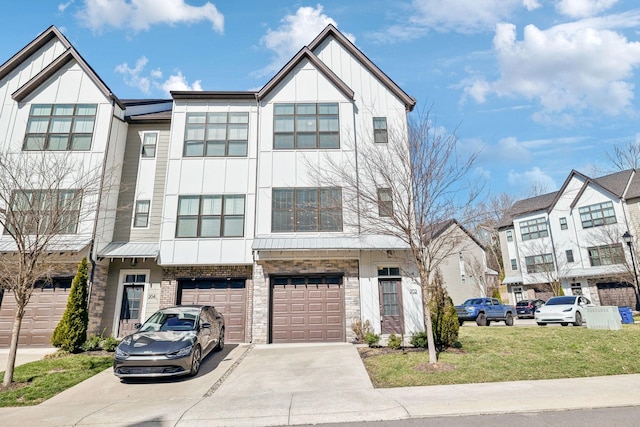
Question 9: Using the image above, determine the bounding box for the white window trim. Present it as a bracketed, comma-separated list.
[112, 269, 151, 337]
[141, 131, 158, 158]
[132, 199, 151, 229]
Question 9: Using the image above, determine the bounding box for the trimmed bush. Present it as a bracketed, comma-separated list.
[51, 258, 89, 352]
[364, 332, 380, 347]
[100, 336, 119, 352]
[410, 331, 429, 348]
[429, 270, 459, 351]
[387, 333, 402, 349]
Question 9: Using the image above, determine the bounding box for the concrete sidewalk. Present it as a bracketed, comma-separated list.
[0, 343, 639, 426]
[0, 347, 56, 370]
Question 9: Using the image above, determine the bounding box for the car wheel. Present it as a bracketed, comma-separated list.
[537, 322, 547, 326]
[505, 313, 514, 326]
[189, 345, 202, 377]
[215, 327, 225, 351]
[574, 311, 583, 326]
[561, 322, 568, 326]
[476, 313, 487, 326]
[458, 320, 464, 326]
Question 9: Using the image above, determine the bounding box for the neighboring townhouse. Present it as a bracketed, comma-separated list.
[499, 169, 640, 308]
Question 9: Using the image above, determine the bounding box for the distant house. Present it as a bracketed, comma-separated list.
[499, 169, 640, 308]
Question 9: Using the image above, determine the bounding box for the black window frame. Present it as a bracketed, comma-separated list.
[524, 253, 554, 273]
[377, 188, 393, 217]
[510, 259, 517, 270]
[566, 249, 575, 263]
[273, 103, 339, 149]
[183, 112, 249, 157]
[559, 217, 568, 230]
[271, 187, 342, 232]
[175, 194, 245, 238]
[579, 201, 616, 229]
[520, 217, 548, 241]
[141, 132, 158, 158]
[4, 189, 81, 235]
[133, 200, 150, 228]
[23, 104, 97, 152]
[373, 117, 388, 143]
[588, 243, 625, 266]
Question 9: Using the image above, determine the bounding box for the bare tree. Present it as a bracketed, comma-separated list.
[314, 109, 481, 364]
[605, 138, 640, 171]
[0, 152, 104, 386]
[464, 254, 493, 298]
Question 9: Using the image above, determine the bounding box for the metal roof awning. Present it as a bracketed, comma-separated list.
[501, 275, 523, 285]
[0, 238, 91, 253]
[98, 242, 159, 259]
[251, 235, 410, 251]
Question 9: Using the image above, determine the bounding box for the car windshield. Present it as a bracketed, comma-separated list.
[462, 299, 484, 306]
[139, 309, 199, 332]
[545, 296, 576, 305]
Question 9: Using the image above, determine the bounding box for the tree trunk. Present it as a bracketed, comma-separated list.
[421, 279, 438, 364]
[3, 305, 24, 387]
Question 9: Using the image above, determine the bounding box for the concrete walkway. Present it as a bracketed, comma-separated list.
[1, 343, 640, 426]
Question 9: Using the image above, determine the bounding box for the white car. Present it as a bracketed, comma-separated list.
[535, 295, 591, 326]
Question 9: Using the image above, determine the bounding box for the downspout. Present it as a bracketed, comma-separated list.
[352, 101, 361, 234]
[547, 213, 561, 290]
[251, 93, 260, 345]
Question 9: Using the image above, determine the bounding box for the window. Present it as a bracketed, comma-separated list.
[377, 188, 393, 217]
[579, 201, 616, 229]
[273, 103, 339, 149]
[511, 259, 517, 270]
[176, 195, 245, 237]
[4, 189, 80, 235]
[378, 267, 400, 276]
[272, 187, 342, 232]
[520, 217, 548, 241]
[373, 117, 387, 143]
[571, 283, 582, 295]
[184, 112, 249, 157]
[506, 230, 513, 242]
[524, 253, 554, 273]
[23, 104, 96, 151]
[133, 200, 150, 228]
[566, 249, 574, 263]
[559, 217, 568, 230]
[141, 132, 157, 158]
[588, 243, 624, 266]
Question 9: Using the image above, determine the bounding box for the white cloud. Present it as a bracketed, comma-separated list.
[507, 167, 556, 190]
[115, 56, 202, 95]
[556, 0, 619, 18]
[464, 20, 640, 120]
[76, 0, 224, 33]
[523, 0, 542, 11]
[258, 5, 354, 76]
[497, 137, 531, 161]
[58, 1, 74, 12]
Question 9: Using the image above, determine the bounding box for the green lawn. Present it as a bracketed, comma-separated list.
[360, 324, 640, 388]
[0, 353, 113, 407]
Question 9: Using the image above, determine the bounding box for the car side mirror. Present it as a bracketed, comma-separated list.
[201, 322, 211, 329]
[134, 323, 142, 330]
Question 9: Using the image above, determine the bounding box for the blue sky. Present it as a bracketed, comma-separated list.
[2, 1, 640, 199]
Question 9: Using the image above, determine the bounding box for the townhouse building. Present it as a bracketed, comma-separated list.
[0, 24, 492, 347]
[499, 169, 640, 309]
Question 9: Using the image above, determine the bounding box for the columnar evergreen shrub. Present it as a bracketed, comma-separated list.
[51, 257, 89, 352]
[429, 270, 459, 351]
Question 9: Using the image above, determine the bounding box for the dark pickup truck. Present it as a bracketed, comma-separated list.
[455, 298, 516, 326]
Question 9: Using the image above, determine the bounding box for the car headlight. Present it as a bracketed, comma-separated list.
[115, 347, 129, 359]
[562, 307, 573, 312]
[167, 345, 193, 359]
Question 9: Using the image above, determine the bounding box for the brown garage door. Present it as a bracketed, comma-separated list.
[0, 279, 71, 347]
[178, 280, 246, 343]
[271, 276, 344, 343]
[597, 282, 637, 307]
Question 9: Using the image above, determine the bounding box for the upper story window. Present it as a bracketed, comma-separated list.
[176, 195, 245, 238]
[141, 132, 157, 158]
[4, 189, 81, 235]
[579, 201, 616, 229]
[588, 243, 624, 266]
[506, 230, 513, 242]
[377, 188, 393, 217]
[373, 117, 388, 143]
[133, 200, 150, 228]
[272, 187, 342, 232]
[378, 267, 400, 276]
[519, 217, 548, 241]
[273, 103, 339, 149]
[524, 253, 554, 273]
[559, 217, 568, 230]
[510, 259, 517, 270]
[24, 104, 97, 151]
[566, 249, 575, 263]
[184, 112, 249, 157]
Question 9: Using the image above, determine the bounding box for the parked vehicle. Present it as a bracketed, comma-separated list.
[113, 305, 225, 379]
[516, 299, 545, 319]
[455, 298, 517, 326]
[535, 295, 591, 326]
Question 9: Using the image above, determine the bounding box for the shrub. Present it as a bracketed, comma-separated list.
[351, 318, 373, 343]
[429, 270, 459, 351]
[51, 258, 89, 352]
[364, 332, 380, 347]
[81, 335, 103, 351]
[410, 331, 429, 348]
[100, 336, 119, 352]
[387, 333, 402, 349]
[491, 288, 502, 302]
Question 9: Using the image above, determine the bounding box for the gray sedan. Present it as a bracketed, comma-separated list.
[113, 305, 225, 379]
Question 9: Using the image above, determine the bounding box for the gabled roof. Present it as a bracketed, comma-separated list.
[258, 46, 355, 101]
[126, 110, 172, 124]
[308, 24, 416, 112]
[11, 44, 125, 110]
[171, 91, 257, 100]
[498, 191, 558, 229]
[427, 219, 485, 251]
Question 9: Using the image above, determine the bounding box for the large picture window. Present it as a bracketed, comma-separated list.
[4, 189, 81, 235]
[273, 103, 339, 149]
[176, 195, 245, 237]
[272, 187, 342, 232]
[579, 201, 616, 229]
[520, 217, 548, 241]
[524, 253, 554, 273]
[588, 244, 624, 266]
[23, 104, 96, 151]
[184, 112, 249, 157]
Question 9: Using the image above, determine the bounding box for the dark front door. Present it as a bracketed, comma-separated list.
[118, 285, 144, 338]
[379, 279, 404, 334]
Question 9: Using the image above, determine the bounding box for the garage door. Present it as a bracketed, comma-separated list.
[178, 280, 246, 343]
[271, 276, 344, 343]
[0, 279, 71, 347]
[597, 282, 637, 307]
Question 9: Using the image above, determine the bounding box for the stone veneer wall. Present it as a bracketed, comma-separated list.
[160, 265, 254, 342]
[252, 258, 360, 344]
[88, 262, 109, 335]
